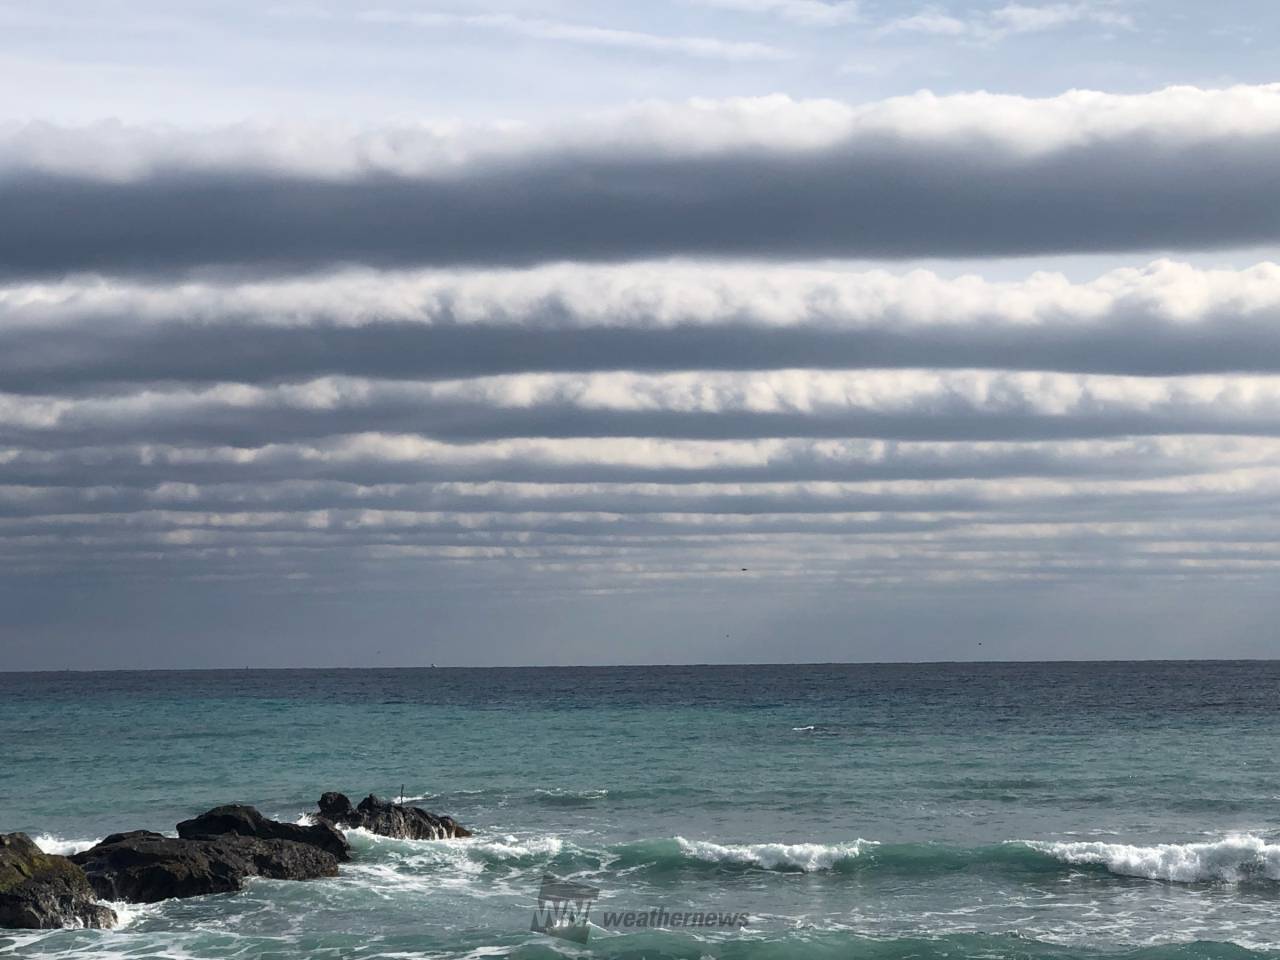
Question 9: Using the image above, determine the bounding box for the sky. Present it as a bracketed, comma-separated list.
[2, 1, 1280, 668]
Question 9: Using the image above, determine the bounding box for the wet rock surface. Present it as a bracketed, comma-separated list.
[70, 829, 338, 903]
[177, 804, 350, 861]
[316, 792, 472, 839]
[0, 832, 116, 929]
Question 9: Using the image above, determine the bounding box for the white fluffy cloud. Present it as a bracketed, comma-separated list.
[0, 84, 1276, 182]
[5, 258, 1280, 329]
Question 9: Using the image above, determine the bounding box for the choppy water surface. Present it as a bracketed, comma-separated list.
[4, 662, 1280, 959]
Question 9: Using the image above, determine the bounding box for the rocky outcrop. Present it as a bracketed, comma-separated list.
[177, 805, 350, 861]
[70, 830, 338, 903]
[316, 792, 472, 839]
[3, 793, 471, 921]
[0, 833, 116, 929]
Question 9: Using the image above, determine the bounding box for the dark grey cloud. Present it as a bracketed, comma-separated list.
[4, 135, 1280, 277]
[7, 83, 1280, 279]
[12, 314, 1280, 394]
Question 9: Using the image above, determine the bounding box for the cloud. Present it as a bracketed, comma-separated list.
[4, 260, 1280, 391]
[877, 8, 969, 35]
[3, 85, 1280, 274]
[8, 277, 1280, 603]
[4, 247, 1280, 611]
[989, 2, 1132, 34]
[5, 79, 1280, 663]
[881, 2, 1133, 40]
[8, 369, 1280, 448]
[5, 465, 1280, 597]
[355, 9, 790, 62]
[689, 0, 860, 26]
[1, 434, 1275, 492]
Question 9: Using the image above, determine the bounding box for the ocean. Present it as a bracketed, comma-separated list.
[4, 661, 1280, 960]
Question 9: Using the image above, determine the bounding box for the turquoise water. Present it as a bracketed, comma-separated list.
[4, 662, 1280, 959]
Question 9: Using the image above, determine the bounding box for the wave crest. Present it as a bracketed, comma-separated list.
[673, 837, 876, 872]
[344, 827, 565, 862]
[1026, 835, 1280, 883]
[32, 834, 100, 856]
[305, 827, 1280, 885]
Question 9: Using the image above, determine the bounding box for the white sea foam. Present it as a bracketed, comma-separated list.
[532, 787, 609, 806]
[99, 900, 156, 929]
[533, 787, 608, 798]
[1026, 835, 1280, 882]
[674, 837, 875, 871]
[465, 835, 565, 860]
[33, 834, 100, 856]
[345, 826, 565, 862]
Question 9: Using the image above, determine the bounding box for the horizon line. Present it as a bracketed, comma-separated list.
[3, 656, 1278, 674]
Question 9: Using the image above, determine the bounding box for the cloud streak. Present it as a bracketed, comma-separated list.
[5, 260, 1280, 391]
[881, 2, 1132, 40]
[4, 248, 1280, 609]
[690, 0, 861, 26]
[4, 86, 1280, 275]
[8, 369, 1280, 448]
[355, 9, 789, 61]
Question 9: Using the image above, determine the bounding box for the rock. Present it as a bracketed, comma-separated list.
[0, 832, 116, 929]
[70, 831, 338, 903]
[99, 830, 167, 846]
[318, 791, 357, 822]
[177, 804, 350, 861]
[314, 792, 472, 840]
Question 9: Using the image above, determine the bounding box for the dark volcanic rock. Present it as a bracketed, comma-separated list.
[315, 792, 472, 839]
[177, 804, 350, 861]
[0, 833, 116, 929]
[70, 832, 338, 903]
[318, 791, 357, 822]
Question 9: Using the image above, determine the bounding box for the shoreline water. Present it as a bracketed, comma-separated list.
[5, 662, 1280, 958]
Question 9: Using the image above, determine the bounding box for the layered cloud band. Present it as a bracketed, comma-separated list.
[4, 85, 1280, 275]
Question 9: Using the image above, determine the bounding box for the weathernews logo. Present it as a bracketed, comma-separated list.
[530, 875, 748, 943]
[530, 875, 599, 943]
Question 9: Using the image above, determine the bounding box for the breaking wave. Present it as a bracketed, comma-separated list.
[1026, 836, 1280, 883]
[671, 837, 876, 871]
[32, 834, 101, 856]
[340, 831, 1280, 884]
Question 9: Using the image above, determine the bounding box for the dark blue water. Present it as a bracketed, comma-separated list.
[5, 661, 1280, 958]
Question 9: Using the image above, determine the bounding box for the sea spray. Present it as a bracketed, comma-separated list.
[1024, 836, 1280, 883]
[32, 835, 102, 857]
